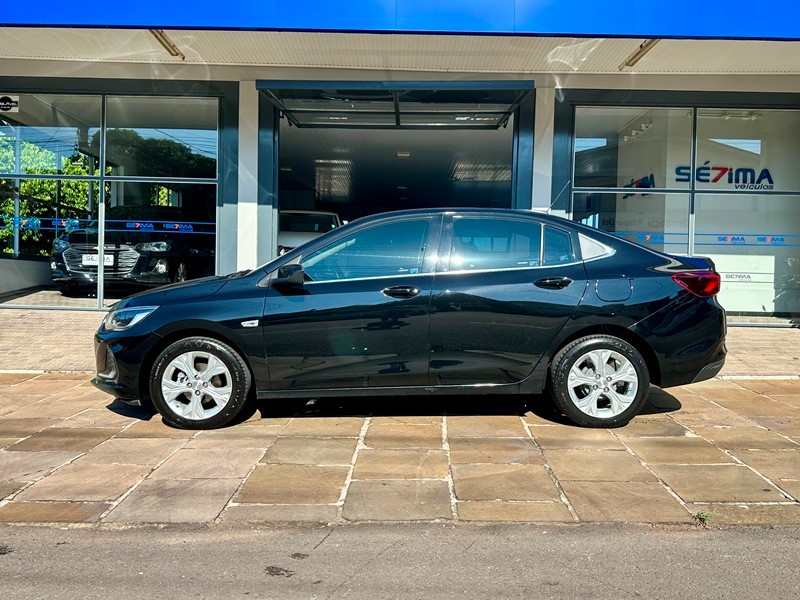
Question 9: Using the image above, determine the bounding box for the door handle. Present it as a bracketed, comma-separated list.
[534, 276, 573, 290]
[382, 285, 421, 299]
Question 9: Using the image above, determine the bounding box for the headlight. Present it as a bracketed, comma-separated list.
[52, 238, 70, 252]
[135, 241, 171, 252]
[102, 306, 158, 331]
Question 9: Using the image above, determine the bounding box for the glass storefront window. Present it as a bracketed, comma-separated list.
[695, 109, 800, 193]
[573, 192, 690, 255]
[574, 106, 692, 190]
[694, 194, 800, 320]
[101, 181, 216, 305]
[571, 103, 800, 324]
[1, 178, 100, 307]
[0, 92, 221, 310]
[105, 96, 218, 179]
[0, 94, 101, 176]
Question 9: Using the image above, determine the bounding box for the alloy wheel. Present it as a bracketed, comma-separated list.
[566, 349, 639, 418]
[161, 351, 233, 420]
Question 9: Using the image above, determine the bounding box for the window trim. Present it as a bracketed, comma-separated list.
[439, 214, 581, 274]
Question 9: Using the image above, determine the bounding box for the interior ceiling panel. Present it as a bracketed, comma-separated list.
[279, 118, 514, 219]
[0, 28, 799, 74]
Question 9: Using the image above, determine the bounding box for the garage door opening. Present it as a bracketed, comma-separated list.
[259, 82, 533, 252]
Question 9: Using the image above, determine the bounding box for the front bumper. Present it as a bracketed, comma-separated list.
[91, 331, 160, 402]
[51, 251, 172, 288]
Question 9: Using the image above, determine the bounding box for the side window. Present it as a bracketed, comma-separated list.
[451, 218, 541, 271]
[543, 226, 575, 265]
[301, 219, 429, 282]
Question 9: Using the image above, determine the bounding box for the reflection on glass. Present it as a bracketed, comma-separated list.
[105, 96, 218, 179]
[694, 194, 800, 320]
[0, 94, 101, 175]
[574, 106, 692, 189]
[0, 178, 100, 306]
[695, 109, 800, 193]
[101, 181, 216, 303]
[572, 192, 690, 255]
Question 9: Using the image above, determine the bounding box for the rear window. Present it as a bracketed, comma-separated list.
[280, 212, 339, 233]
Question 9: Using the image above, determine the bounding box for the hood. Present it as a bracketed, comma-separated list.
[122, 276, 228, 308]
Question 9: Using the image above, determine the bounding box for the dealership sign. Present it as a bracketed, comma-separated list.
[675, 162, 775, 190]
[1, 1, 799, 40]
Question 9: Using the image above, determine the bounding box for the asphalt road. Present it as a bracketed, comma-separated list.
[1, 523, 798, 599]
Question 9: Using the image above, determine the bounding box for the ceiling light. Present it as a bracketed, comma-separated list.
[397, 186, 407, 190]
[396, 151, 411, 159]
[149, 29, 186, 61]
[618, 38, 660, 71]
[280, 167, 293, 172]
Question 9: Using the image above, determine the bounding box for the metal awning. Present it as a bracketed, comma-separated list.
[256, 81, 533, 130]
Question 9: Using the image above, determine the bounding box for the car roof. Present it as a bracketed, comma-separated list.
[350, 208, 573, 226]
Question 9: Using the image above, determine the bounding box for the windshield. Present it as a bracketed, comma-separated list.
[280, 212, 339, 233]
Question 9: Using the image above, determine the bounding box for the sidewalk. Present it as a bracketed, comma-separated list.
[0, 308, 798, 527]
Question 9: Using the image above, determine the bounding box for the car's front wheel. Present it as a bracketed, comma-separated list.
[548, 335, 649, 428]
[149, 337, 252, 429]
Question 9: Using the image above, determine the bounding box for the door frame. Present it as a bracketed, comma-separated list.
[255, 79, 536, 266]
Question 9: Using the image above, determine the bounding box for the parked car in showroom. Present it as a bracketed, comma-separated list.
[277, 209, 342, 255]
[92, 208, 726, 429]
[50, 205, 215, 294]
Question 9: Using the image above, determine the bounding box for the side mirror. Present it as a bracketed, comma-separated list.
[273, 263, 305, 287]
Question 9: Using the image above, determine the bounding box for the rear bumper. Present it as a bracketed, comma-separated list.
[691, 357, 726, 383]
[632, 296, 727, 389]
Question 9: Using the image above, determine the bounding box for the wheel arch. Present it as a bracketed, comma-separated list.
[138, 327, 255, 399]
[549, 324, 661, 387]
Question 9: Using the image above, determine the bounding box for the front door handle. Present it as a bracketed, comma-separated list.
[534, 276, 573, 290]
[382, 285, 421, 299]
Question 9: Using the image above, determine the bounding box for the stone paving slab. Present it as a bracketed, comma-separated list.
[0, 501, 110, 523]
[0, 367, 799, 526]
[342, 480, 452, 521]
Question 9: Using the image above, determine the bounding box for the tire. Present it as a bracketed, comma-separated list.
[548, 335, 649, 428]
[149, 336, 252, 429]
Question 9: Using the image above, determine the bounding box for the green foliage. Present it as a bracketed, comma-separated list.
[693, 511, 712, 525]
[2, 127, 213, 257]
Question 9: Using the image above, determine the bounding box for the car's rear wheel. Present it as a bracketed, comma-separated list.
[149, 337, 251, 429]
[549, 335, 649, 428]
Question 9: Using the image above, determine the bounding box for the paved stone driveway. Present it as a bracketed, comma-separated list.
[0, 372, 798, 526]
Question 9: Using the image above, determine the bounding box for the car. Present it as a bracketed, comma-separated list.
[50, 205, 215, 294]
[91, 208, 726, 430]
[277, 209, 342, 255]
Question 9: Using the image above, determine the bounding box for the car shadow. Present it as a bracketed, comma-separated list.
[243, 385, 683, 427]
[105, 385, 682, 428]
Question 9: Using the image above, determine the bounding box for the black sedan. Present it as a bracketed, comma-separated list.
[92, 209, 726, 429]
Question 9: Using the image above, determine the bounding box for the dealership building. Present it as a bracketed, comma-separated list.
[0, 2, 798, 325]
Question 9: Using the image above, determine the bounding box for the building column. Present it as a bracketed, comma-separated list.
[236, 80, 260, 270]
[532, 87, 558, 215]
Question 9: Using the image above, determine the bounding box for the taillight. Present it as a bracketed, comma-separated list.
[671, 271, 721, 298]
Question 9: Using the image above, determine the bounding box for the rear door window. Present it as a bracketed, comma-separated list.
[543, 226, 576, 265]
[450, 217, 542, 271]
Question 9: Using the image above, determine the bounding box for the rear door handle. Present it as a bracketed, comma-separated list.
[534, 276, 573, 290]
[382, 285, 421, 299]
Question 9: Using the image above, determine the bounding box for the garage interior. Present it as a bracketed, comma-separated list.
[263, 85, 530, 222]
